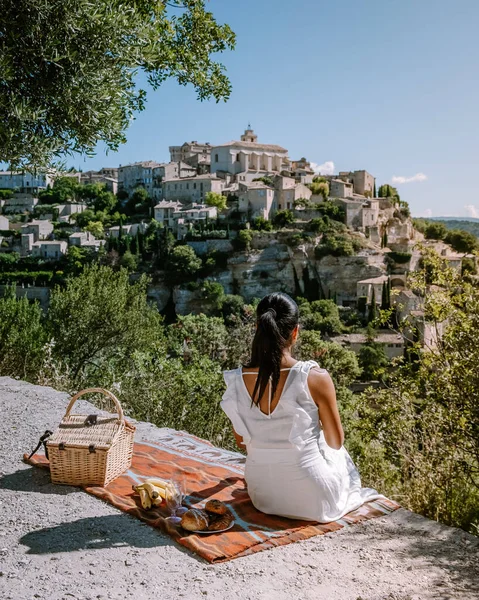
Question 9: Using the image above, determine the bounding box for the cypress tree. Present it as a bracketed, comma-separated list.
[373, 180, 377, 198]
[381, 281, 388, 310]
[368, 287, 377, 322]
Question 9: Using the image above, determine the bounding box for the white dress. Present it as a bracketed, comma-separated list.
[220, 360, 382, 522]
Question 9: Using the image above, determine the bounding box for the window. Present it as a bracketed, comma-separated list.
[287, 202, 291, 209]
[175, 183, 177, 190]
[215, 154, 219, 162]
[200, 183, 203, 191]
[186, 183, 189, 190]
[193, 183, 196, 189]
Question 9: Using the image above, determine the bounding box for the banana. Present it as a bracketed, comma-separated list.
[138, 487, 152, 510]
[142, 482, 160, 499]
[144, 477, 169, 490]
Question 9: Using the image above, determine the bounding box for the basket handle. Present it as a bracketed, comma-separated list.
[64, 388, 124, 423]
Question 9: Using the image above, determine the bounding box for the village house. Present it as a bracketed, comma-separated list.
[118, 161, 161, 197]
[357, 275, 389, 304]
[274, 175, 312, 211]
[20, 220, 54, 241]
[338, 170, 375, 197]
[237, 182, 276, 220]
[2, 194, 39, 214]
[32, 240, 67, 260]
[174, 205, 218, 239]
[0, 216, 9, 230]
[68, 231, 105, 251]
[80, 168, 119, 194]
[0, 171, 52, 194]
[169, 141, 212, 171]
[331, 331, 405, 360]
[152, 162, 197, 199]
[210, 128, 290, 182]
[107, 222, 148, 238]
[162, 174, 225, 204]
[154, 200, 183, 229]
[330, 179, 354, 199]
[290, 158, 315, 184]
[56, 203, 87, 223]
[334, 197, 380, 230]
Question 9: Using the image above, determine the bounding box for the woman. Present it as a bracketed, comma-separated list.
[220, 292, 381, 522]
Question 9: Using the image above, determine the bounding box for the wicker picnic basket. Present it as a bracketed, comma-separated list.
[46, 388, 135, 487]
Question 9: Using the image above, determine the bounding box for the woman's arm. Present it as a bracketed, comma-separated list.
[307, 369, 344, 450]
[232, 428, 247, 451]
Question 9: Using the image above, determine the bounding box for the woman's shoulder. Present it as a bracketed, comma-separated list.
[222, 366, 242, 386]
[298, 359, 329, 375]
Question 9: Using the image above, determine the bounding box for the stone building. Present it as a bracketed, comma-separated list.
[275, 176, 312, 211]
[154, 201, 183, 230]
[357, 274, 389, 304]
[118, 161, 161, 197]
[0, 171, 52, 193]
[331, 331, 404, 360]
[152, 162, 197, 199]
[2, 194, 39, 214]
[0, 216, 9, 230]
[32, 240, 67, 259]
[238, 182, 275, 220]
[210, 128, 290, 182]
[169, 141, 212, 170]
[162, 174, 225, 204]
[338, 170, 375, 196]
[80, 168, 119, 194]
[20, 220, 54, 241]
[330, 179, 354, 199]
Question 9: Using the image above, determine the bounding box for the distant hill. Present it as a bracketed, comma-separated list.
[414, 217, 479, 238]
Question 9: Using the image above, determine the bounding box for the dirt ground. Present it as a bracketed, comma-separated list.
[0, 377, 478, 600]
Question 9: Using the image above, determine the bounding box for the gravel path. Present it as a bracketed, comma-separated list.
[0, 377, 478, 600]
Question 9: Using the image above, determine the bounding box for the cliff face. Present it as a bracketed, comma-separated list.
[149, 243, 389, 315]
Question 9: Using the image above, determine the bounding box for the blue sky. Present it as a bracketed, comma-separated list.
[75, 0, 479, 218]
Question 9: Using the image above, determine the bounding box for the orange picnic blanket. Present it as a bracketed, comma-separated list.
[24, 430, 400, 562]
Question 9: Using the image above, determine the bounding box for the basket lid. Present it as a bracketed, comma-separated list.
[47, 414, 123, 450]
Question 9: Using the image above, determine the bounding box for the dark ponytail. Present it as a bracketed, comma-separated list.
[246, 292, 299, 405]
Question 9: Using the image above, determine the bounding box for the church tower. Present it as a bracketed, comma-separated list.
[240, 124, 258, 143]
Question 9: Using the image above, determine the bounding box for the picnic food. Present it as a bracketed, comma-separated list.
[205, 499, 230, 515]
[133, 477, 170, 509]
[181, 508, 209, 531]
[207, 513, 234, 531]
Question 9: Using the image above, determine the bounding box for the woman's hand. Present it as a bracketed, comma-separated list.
[308, 369, 344, 450]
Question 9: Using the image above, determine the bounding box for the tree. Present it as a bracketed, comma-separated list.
[1, 0, 236, 169]
[444, 229, 478, 253]
[74, 209, 96, 228]
[85, 221, 104, 239]
[358, 330, 389, 381]
[352, 250, 479, 532]
[0, 286, 47, 380]
[38, 176, 80, 204]
[205, 191, 227, 212]
[47, 265, 163, 383]
[378, 184, 399, 200]
[252, 217, 273, 231]
[424, 221, 447, 240]
[309, 181, 329, 199]
[235, 229, 253, 251]
[166, 245, 202, 277]
[65, 245, 94, 275]
[273, 209, 295, 228]
[373, 181, 377, 198]
[368, 288, 377, 322]
[127, 187, 150, 215]
[120, 250, 138, 272]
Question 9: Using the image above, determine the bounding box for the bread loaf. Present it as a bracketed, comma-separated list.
[205, 499, 230, 516]
[180, 508, 209, 531]
[207, 513, 234, 531]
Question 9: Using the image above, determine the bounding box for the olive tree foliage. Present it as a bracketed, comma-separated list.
[46, 265, 164, 385]
[0, 286, 47, 380]
[0, 0, 236, 168]
[352, 248, 479, 533]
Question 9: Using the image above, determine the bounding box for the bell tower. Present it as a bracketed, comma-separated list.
[241, 123, 258, 143]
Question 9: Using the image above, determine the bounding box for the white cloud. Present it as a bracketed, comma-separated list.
[391, 172, 428, 184]
[311, 160, 335, 176]
[419, 208, 432, 218]
[464, 204, 479, 219]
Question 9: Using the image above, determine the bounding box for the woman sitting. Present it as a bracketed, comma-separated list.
[221, 292, 381, 522]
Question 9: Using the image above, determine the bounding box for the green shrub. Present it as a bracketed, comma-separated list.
[315, 234, 354, 258]
[387, 251, 412, 264]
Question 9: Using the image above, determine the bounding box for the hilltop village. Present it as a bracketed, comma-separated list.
[0, 128, 476, 364]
